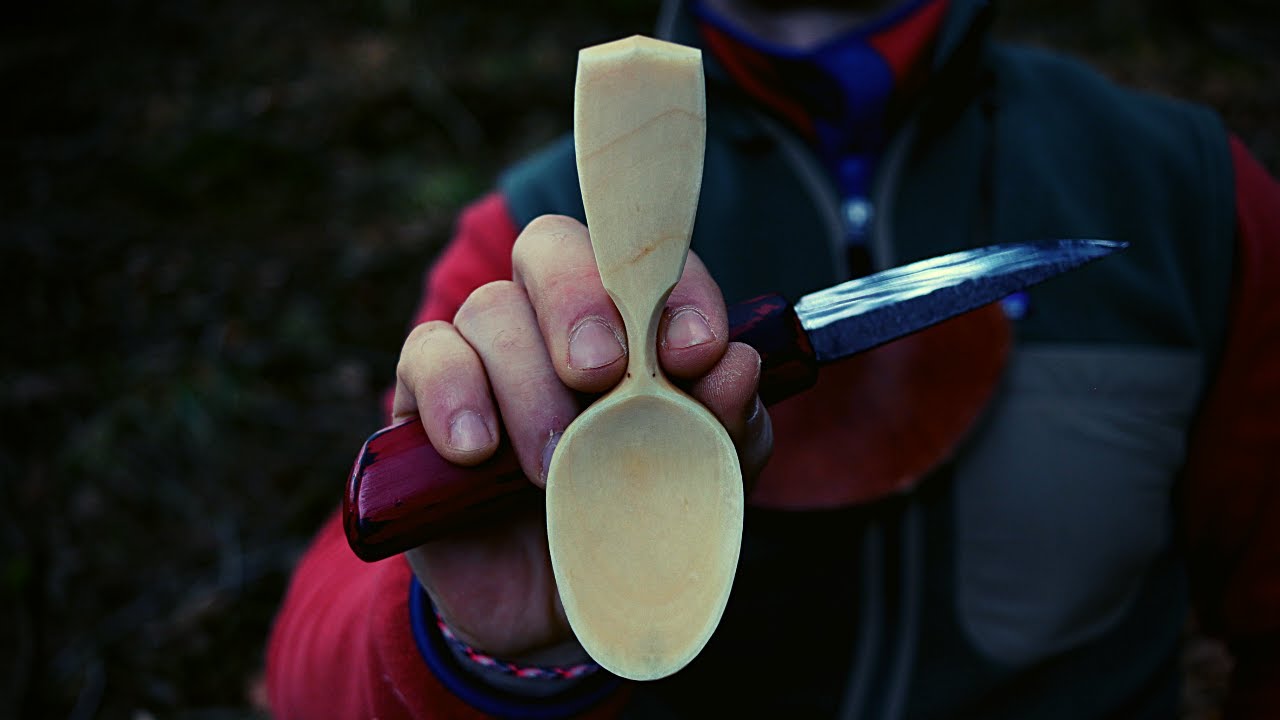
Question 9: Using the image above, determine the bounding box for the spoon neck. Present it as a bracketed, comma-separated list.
[618, 298, 663, 386]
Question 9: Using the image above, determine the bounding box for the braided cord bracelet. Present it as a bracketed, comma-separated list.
[434, 611, 602, 681]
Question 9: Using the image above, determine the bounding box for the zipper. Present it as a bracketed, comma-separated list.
[759, 103, 925, 720]
[753, 106, 919, 280]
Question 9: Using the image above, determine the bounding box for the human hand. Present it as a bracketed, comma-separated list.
[392, 214, 772, 660]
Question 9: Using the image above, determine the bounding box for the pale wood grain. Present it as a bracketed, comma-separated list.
[545, 36, 744, 681]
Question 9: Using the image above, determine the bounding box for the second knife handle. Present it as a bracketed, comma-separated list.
[344, 293, 816, 561]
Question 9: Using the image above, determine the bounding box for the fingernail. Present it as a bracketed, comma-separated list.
[665, 307, 715, 349]
[540, 431, 563, 484]
[448, 411, 492, 453]
[568, 317, 624, 370]
[744, 395, 763, 428]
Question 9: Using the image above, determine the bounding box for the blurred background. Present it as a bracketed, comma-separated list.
[2, 0, 1276, 717]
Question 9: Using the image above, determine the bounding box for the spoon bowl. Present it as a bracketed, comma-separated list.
[548, 390, 742, 679]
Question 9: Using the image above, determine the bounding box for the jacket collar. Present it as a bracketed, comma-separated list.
[655, 0, 996, 158]
[657, 0, 994, 75]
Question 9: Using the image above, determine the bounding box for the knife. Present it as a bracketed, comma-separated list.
[344, 238, 1125, 561]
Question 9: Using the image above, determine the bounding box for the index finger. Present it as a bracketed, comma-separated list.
[512, 215, 628, 395]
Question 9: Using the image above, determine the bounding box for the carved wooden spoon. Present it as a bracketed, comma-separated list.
[545, 36, 744, 681]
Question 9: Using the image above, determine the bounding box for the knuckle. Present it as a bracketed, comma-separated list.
[454, 281, 545, 357]
[397, 321, 455, 385]
[513, 215, 588, 277]
[455, 280, 523, 326]
[403, 320, 452, 350]
[524, 213, 584, 238]
[490, 325, 538, 354]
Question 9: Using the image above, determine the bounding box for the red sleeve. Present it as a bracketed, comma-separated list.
[266, 514, 491, 719]
[268, 195, 629, 718]
[1182, 137, 1280, 719]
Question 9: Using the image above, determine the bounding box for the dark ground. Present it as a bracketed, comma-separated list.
[2, 1, 1276, 717]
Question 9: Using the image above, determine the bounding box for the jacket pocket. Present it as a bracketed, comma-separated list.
[953, 343, 1202, 667]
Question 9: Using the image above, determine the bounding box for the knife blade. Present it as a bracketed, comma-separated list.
[345, 238, 1125, 561]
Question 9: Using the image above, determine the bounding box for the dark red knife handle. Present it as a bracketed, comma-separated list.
[344, 293, 816, 561]
[727, 293, 817, 406]
[343, 420, 532, 561]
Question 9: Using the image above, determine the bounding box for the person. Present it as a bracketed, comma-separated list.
[265, 0, 1280, 717]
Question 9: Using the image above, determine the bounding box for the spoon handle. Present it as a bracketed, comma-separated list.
[574, 36, 706, 382]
